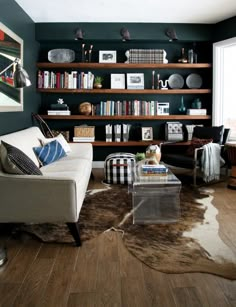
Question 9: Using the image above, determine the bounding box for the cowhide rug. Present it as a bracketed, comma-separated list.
[13, 181, 236, 280]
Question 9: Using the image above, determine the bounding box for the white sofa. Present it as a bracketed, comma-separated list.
[0, 126, 93, 246]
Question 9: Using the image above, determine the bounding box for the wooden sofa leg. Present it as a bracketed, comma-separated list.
[67, 222, 81, 247]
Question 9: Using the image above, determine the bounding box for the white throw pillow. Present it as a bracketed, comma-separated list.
[41, 134, 71, 153]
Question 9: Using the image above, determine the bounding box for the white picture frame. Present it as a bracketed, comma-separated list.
[142, 127, 153, 141]
[127, 73, 144, 89]
[110, 73, 125, 89]
[99, 50, 117, 63]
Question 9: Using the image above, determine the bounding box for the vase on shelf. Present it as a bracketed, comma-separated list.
[179, 96, 186, 113]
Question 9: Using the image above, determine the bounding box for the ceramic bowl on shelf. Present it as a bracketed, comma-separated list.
[186, 73, 203, 89]
[168, 74, 184, 89]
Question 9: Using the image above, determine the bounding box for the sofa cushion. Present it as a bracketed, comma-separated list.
[193, 125, 224, 144]
[33, 140, 66, 166]
[0, 141, 42, 175]
[40, 134, 71, 153]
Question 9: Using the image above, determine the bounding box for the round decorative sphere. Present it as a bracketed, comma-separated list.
[79, 102, 92, 115]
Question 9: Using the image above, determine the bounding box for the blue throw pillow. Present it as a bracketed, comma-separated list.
[33, 140, 66, 166]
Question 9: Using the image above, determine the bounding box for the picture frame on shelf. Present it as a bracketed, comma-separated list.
[127, 73, 144, 89]
[142, 127, 153, 141]
[99, 50, 117, 63]
[157, 102, 170, 115]
[110, 73, 125, 89]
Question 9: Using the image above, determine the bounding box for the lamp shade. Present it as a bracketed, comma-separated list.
[14, 63, 31, 88]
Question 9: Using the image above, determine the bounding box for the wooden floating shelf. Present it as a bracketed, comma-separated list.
[37, 89, 211, 94]
[37, 63, 212, 69]
[41, 115, 211, 120]
[70, 140, 193, 147]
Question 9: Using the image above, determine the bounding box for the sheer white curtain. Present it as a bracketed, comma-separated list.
[213, 37, 236, 141]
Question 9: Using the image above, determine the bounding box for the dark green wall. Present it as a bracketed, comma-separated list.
[214, 16, 236, 41]
[0, 0, 40, 135]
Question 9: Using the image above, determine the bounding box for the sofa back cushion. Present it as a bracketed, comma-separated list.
[192, 125, 224, 144]
[0, 127, 44, 167]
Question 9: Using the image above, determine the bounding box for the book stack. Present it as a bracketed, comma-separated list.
[187, 109, 207, 115]
[47, 103, 71, 116]
[141, 164, 168, 176]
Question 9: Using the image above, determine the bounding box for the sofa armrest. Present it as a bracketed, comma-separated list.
[0, 174, 78, 223]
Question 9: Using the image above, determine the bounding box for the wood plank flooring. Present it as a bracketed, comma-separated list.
[0, 169, 236, 307]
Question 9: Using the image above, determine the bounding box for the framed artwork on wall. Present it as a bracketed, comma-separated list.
[142, 127, 153, 141]
[110, 73, 125, 89]
[127, 73, 144, 89]
[99, 50, 117, 63]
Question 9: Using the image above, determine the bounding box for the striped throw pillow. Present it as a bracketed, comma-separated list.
[33, 140, 66, 166]
[0, 141, 42, 175]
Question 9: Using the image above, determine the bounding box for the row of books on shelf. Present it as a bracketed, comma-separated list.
[38, 70, 94, 89]
[95, 100, 170, 116]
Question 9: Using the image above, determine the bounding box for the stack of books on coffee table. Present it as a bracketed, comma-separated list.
[141, 164, 168, 176]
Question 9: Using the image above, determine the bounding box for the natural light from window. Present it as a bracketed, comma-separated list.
[213, 37, 236, 141]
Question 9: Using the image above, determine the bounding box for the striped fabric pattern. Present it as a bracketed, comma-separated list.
[104, 152, 136, 184]
[33, 140, 66, 166]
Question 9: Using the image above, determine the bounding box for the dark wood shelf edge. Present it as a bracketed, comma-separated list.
[37, 63, 212, 69]
[37, 89, 211, 94]
[70, 140, 192, 147]
[40, 115, 211, 120]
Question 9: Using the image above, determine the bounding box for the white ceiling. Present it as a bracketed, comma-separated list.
[15, 0, 236, 24]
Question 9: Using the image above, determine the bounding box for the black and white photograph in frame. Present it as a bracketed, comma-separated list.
[99, 50, 117, 63]
[127, 73, 144, 89]
[142, 127, 153, 141]
[110, 74, 125, 89]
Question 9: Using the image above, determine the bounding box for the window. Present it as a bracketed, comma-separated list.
[213, 37, 236, 141]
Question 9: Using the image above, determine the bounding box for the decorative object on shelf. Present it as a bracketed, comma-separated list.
[178, 48, 188, 63]
[152, 70, 155, 89]
[165, 122, 184, 141]
[74, 28, 84, 40]
[127, 73, 144, 89]
[81, 43, 85, 62]
[156, 73, 160, 89]
[168, 73, 184, 89]
[188, 49, 194, 63]
[165, 28, 178, 42]
[192, 98, 202, 109]
[142, 127, 153, 141]
[88, 45, 93, 62]
[159, 79, 168, 90]
[178, 96, 186, 113]
[157, 102, 170, 115]
[48, 49, 75, 63]
[186, 73, 203, 89]
[110, 73, 125, 89]
[145, 144, 161, 164]
[120, 27, 131, 41]
[79, 102, 92, 115]
[93, 76, 103, 89]
[125, 49, 168, 64]
[99, 50, 117, 63]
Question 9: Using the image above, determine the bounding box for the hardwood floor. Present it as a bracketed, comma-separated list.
[0, 169, 236, 307]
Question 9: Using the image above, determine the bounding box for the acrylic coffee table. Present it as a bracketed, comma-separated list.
[129, 165, 182, 224]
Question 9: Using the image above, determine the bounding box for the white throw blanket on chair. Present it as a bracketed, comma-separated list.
[201, 143, 224, 183]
